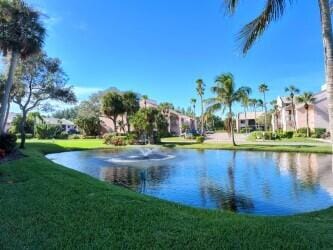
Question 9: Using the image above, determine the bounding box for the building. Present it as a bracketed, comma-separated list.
[236, 111, 265, 132]
[100, 98, 196, 136]
[272, 89, 329, 132]
[43, 118, 78, 133]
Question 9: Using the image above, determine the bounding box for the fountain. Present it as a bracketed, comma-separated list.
[107, 148, 175, 164]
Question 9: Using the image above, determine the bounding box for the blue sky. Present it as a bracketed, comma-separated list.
[24, 0, 325, 115]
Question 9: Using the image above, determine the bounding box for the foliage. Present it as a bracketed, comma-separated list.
[255, 113, 272, 130]
[103, 134, 127, 146]
[35, 124, 62, 139]
[101, 91, 125, 133]
[68, 134, 81, 140]
[53, 107, 79, 120]
[312, 128, 327, 138]
[75, 116, 100, 136]
[15, 133, 33, 139]
[196, 136, 205, 143]
[0, 133, 17, 153]
[9, 114, 34, 134]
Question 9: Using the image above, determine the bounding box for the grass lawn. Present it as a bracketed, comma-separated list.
[1, 140, 333, 249]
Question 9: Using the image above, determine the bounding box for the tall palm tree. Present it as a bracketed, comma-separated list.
[223, 0, 333, 141]
[0, 0, 46, 133]
[205, 73, 251, 146]
[285, 85, 300, 131]
[249, 98, 258, 129]
[196, 79, 206, 134]
[191, 98, 197, 118]
[241, 94, 250, 133]
[270, 100, 279, 132]
[259, 84, 269, 131]
[297, 92, 316, 137]
[142, 95, 148, 109]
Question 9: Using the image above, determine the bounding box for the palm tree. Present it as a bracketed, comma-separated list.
[0, 0, 46, 133]
[270, 100, 279, 132]
[191, 98, 197, 118]
[259, 84, 269, 131]
[297, 92, 316, 137]
[249, 98, 258, 129]
[285, 85, 300, 131]
[196, 79, 206, 134]
[223, 0, 333, 140]
[123, 91, 140, 132]
[142, 95, 148, 109]
[241, 94, 250, 133]
[205, 73, 251, 146]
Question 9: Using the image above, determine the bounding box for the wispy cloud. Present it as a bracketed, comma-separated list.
[73, 86, 103, 100]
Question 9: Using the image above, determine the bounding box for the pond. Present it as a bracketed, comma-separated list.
[46, 148, 333, 216]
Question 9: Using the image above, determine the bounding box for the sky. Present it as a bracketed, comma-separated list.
[12, 0, 327, 115]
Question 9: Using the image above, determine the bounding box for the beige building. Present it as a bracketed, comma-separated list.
[272, 88, 329, 132]
[101, 98, 196, 136]
[236, 111, 265, 132]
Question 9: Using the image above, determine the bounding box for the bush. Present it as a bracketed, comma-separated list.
[294, 132, 306, 138]
[126, 133, 137, 145]
[283, 131, 294, 139]
[0, 133, 17, 153]
[80, 135, 97, 139]
[110, 136, 127, 146]
[56, 132, 69, 139]
[312, 128, 326, 138]
[297, 128, 308, 134]
[103, 133, 115, 144]
[68, 134, 81, 139]
[15, 133, 34, 139]
[36, 124, 62, 139]
[196, 136, 205, 143]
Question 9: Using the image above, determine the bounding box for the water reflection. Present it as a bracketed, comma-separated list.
[46, 148, 333, 215]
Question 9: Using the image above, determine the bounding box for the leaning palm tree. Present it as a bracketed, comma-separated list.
[223, 0, 333, 140]
[196, 79, 206, 134]
[241, 94, 250, 133]
[0, 0, 46, 133]
[205, 73, 251, 146]
[259, 84, 269, 131]
[285, 85, 300, 131]
[297, 92, 316, 137]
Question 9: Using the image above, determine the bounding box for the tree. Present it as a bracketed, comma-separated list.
[12, 52, 76, 148]
[142, 95, 148, 109]
[241, 93, 250, 133]
[249, 98, 258, 129]
[101, 91, 125, 133]
[123, 91, 140, 132]
[196, 79, 206, 134]
[75, 116, 100, 136]
[223, 0, 333, 140]
[297, 92, 316, 137]
[285, 85, 300, 131]
[0, 0, 46, 133]
[259, 84, 269, 131]
[205, 73, 251, 146]
[53, 107, 79, 120]
[270, 100, 279, 132]
[191, 98, 197, 119]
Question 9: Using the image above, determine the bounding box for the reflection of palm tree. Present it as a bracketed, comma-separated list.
[201, 151, 254, 212]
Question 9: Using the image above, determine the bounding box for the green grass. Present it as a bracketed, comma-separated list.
[1, 140, 333, 249]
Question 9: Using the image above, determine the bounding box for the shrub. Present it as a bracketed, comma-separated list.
[80, 135, 97, 139]
[283, 131, 294, 139]
[126, 133, 137, 145]
[312, 128, 326, 138]
[15, 133, 34, 139]
[294, 132, 306, 138]
[68, 134, 81, 139]
[196, 136, 205, 143]
[103, 133, 115, 144]
[297, 128, 308, 134]
[0, 133, 17, 153]
[56, 132, 69, 139]
[110, 136, 127, 146]
[36, 124, 62, 139]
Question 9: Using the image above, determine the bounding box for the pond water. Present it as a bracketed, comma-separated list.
[46, 148, 333, 216]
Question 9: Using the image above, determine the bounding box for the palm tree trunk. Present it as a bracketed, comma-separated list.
[254, 106, 257, 130]
[229, 105, 236, 146]
[318, 0, 333, 142]
[0, 51, 19, 133]
[306, 107, 310, 137]
[3, 101, 10, 132]
[264, 93, 267, 131]
[200, 96, 204, 135]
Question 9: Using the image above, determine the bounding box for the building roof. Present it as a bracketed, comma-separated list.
[238, 111, 265, 120]
[44, 118, 75, 126]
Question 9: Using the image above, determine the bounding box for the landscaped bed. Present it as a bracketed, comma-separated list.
[0, 139, 333, 248]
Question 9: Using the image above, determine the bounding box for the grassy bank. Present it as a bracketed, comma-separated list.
[0, 140, 333, 249]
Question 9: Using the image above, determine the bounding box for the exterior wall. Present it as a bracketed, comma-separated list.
[236, 111, 264, 132]
[313, 91, 329, 130]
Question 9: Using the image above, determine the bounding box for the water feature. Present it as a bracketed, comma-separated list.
[46, 148, 333, 216]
